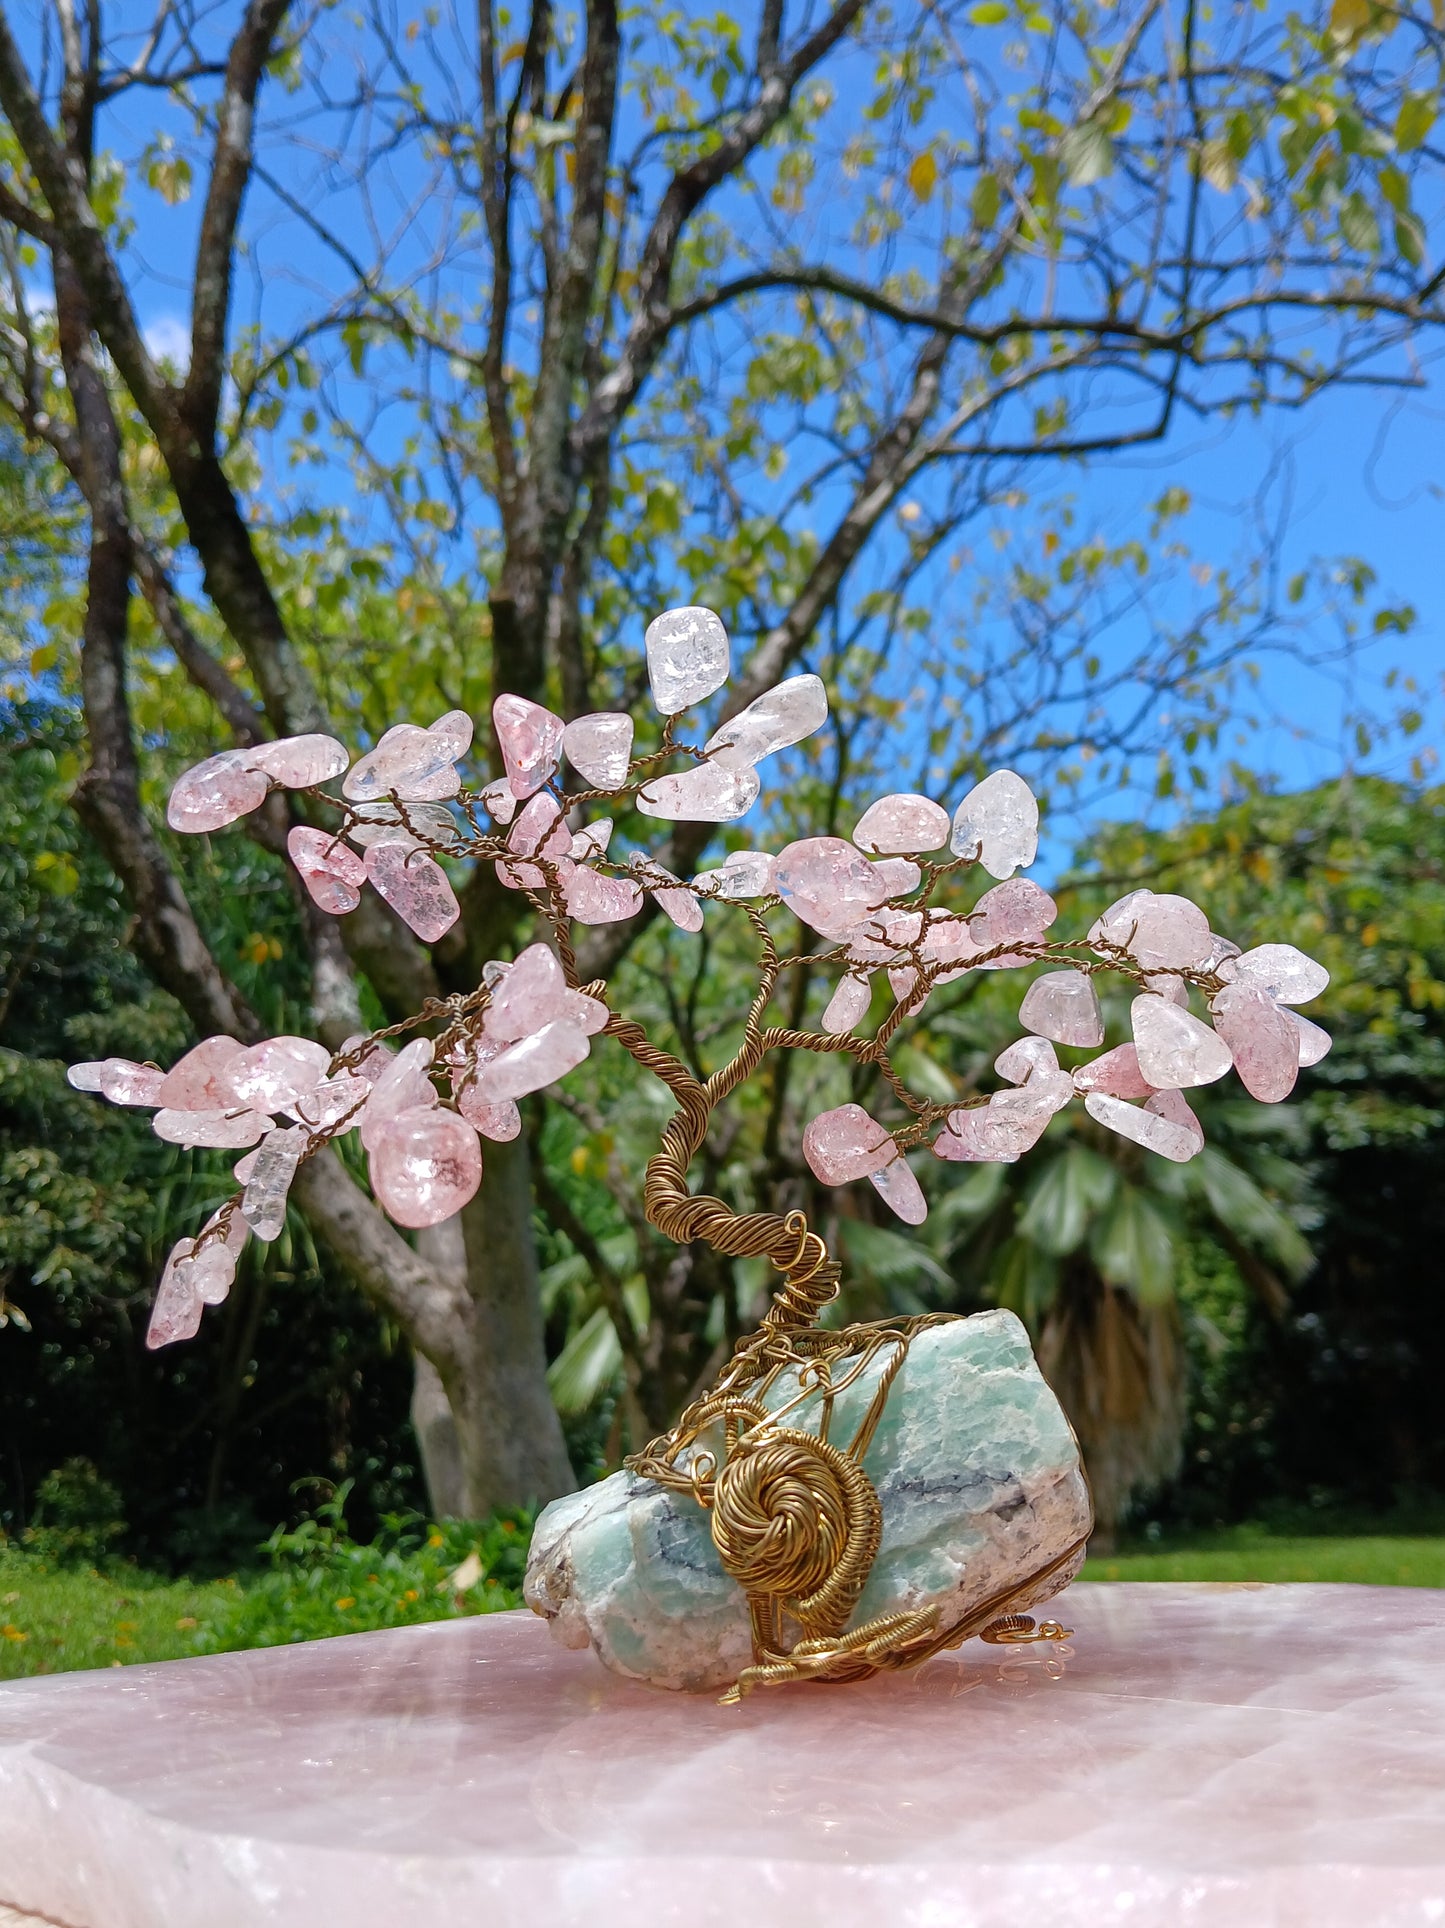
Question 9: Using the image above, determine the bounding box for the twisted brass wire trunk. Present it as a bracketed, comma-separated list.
[607, 1011, 1093, 1702]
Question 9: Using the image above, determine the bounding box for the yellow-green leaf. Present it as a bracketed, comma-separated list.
[907, 149, 938, 203]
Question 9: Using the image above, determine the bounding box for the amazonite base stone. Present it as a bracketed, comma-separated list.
[524, 1308, 1092, 1691]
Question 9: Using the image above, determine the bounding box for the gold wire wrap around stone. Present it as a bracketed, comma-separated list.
[612, 1007, 1090, 1703]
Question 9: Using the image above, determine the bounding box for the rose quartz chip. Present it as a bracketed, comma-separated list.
[994, 1036, 1061, 1085]
[971, 879, 1057, 947]
[1232, 943, 1330, 1005]
[1141, 973, 1189, 1007]
[570, 819, 614, 861]
[1145, 1087, 1205, 1153]
[480, 778, 518, 824]
[359, 1040, 436, 1151]
[563, 713, 634, 790]
[852, 793, 950, 855]
[493, 695, 565, 798]
[486, 943, 569, 1042]
[693, 851, 775, 900]
[343, 725, 462, 804]
[428, 710, 474, 760]
[775, 836, 892, 938]
[1072, 1043, 1155, 1101]
[241, 1125, 307, 1242]
[364, 843, 461, 941]
[564, 867, 644, 925]
[645, 606, 730, 714]
[871, 857, 922, 899]
[1293, 1011, 1333, 1067]
[704, 674, 828, 767]
[1131, 993, 1232, 1089]
[345, 803, 458, 852]
[653, 881, 705, 932]
[157, 1035, 246, 1110]
[1084, 1089, 1202, 1163]
[1212, 982, 1300, 1103]
[293, 1071, 371, 1130]
[949, 770, 1039, 879]
[152, 1107, 268, 1149]
[167, 751, 270, 833]
[935, 1082, 1067, 1162]
[475, 1021, 591, 1101]
[1093, 890, 1213, 971]
[498, 795, 572, 888]
[232, 1148, 260, 1184]
[228, 1037, 332, 1113]
[822, 975, 872, 1035]
[147, 1239, 205, 1348]
[369, 1106, 483, 1228]
[869, 1156, 928, 1224]
[1019, 970, 1105, 1048]
[457, 1088, 522, 1139]
[288, 827, 367, 915]
[802, 1103, 895, 1184]
[249, 734, 349, 788]
[636, 762, 760, 823]
[70, 1058, 165, 1107]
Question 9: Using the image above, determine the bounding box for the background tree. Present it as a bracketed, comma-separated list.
[0, 0, 1442, 1514]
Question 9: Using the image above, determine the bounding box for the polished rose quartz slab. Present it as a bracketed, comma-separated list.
[2, 1584, 1444, 1927]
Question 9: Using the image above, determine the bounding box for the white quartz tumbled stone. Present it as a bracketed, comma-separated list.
[1019, 970, 1104, 1048]
[1231, 943, 1330, 1005]
[1131, 993, 1233, 1090]
[645, 606, 730, 715]
[563, 712, 634, 791]
[852, 793, 951, 855]
[636, 762, 760, 823]
[949, 770, 1039, 879]
[704, 674, 828, 768]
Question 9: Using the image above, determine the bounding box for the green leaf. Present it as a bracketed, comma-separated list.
[1089, 1186, 1177, 1303]
[838, 1218, 951, 1292]
[1394, 210, 1426, 267]
[971, 170, 1001, 229]
[1061, 118, 1113, 187]
[546, 1305, 621, 1416]
[1200, 139, 1238, 193]
[1339, 191, 1380, 254]
[967, 2, 1009, 22]
[1017, 1146, 1118, 1256]
[1395, 93, 1436, 154]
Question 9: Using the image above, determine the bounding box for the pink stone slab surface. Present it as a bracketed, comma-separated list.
[2, 1583, 1444, 1928]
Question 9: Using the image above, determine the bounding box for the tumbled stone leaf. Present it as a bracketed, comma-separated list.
[704, 673, 827, 767]
[80, 1058, 165, 1107]
[634, 861, 705, 933]
[1230, 943, 1330, 1006]
[343, 724, 462, 804]
[146, 1240, 205, 1349]
[645, 605, 730, 715]
[288, 826, 367, 915]
[693, 850, 775, 899]
[456, 1087, 522, 1140]
[1131, 992, 1232, 1089]
[822, 974, 872, 1035]
[369, 1105, 483, 1229]
[852, 792, 950, 855]
[948, 769, 1039, 878]
[1140, 973, 1188, 1007]
[869, 1156, 928, 1224]
[167, 751, 269, 833]
[935, 1083, 1064, 1162]
[1072, 1042, 1154, 1101]
[157, 1035, 246, 1111]
[358, 1039, 437, 1151]
[475, 1020, 591, 1101]
[563, 867, 644, 925]
[570, 818, 613, 861]
[249, 733, 349, 789]
[1084, 1089, 1201, 1163]
[871, 857, 922, 899]
[1293, 1011, 1333, 1067]
[775, 836, 892, 938]
[1093, 889, 1213, 971]
[241, 1125, 307, 1242]
[803, 1103, 895, 1184]
[344, 802, 458, 852]
[229, 1037, 331, 1113]
[492, 694, 565, 798]
[65, 1061, 107, 1093]
[994, 1036, 1061, 1085]
[971, 878, 1057, 946]
[1212, 982, 1300, 1103]
[485, 942, 569, 1042]
[427, 709, 474, 760]
[636, 761, 760, 823]
[292, 1071, 371, 1130]
[1144, 1087, 1204, 1154]
[525, 1312, 1090, 1692]
[563, 712, 635, 790]
[364, 843, 461, 941]
[480, 778, 518, 823]
[1019, 969, 1104, 1047]
[153, 1107, 268, 1149]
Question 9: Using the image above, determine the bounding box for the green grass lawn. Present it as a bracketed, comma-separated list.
[0, 1550, 240, 1681]
[1083, 1526, 1445, 1588]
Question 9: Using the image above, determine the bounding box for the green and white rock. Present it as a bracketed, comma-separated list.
[524, 1309, 1092, 1692]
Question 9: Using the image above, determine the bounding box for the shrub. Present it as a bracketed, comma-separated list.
[21, 1459, 127, 1569]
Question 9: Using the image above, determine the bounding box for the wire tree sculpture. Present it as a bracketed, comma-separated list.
[71, 605, 1330, 1692]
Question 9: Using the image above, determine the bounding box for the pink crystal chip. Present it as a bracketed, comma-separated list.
[703, 674, 828, 768]
[288, 827, 368, 915]
[167, 751, 270, 834]
[971, 879, 1057, 947]
[1019, 970, 1105, 1048]
[1212, 982, 1301, 1103]
[68, 1058, 165, 1106]
[493, 695, 566, 799]
[228, 1037, 332, 1113]
[369, 1107, 483, 1228]
[775, 837, 892, 939]
[645, 606, 730, 715]
[364, 843, 461, 941]
[1072, 1043, 1155, 1101]
[803, 1103, 896, 1184]
[563, 713, 635, 790]
[1131, 993, 1232, 1089]
[1084, 1088, 1203, 1163]
[475, 1020, 591, 1102]
[636, 763, 760, 823]
[868, 1155, 928, 1224]
[249, 734, 350, 788]
[822, 975, 872, 1035]
[343, 724, 462, 804]
[852, 793, 950, 855]
[485, 943, 569, 1042]
[157, 1036, 246, 1111]
[563, 867, 644, 925]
